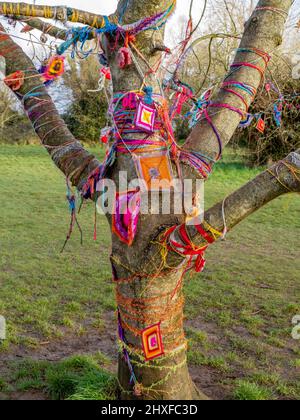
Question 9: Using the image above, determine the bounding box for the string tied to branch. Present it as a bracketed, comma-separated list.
[61, 181, 83, 253]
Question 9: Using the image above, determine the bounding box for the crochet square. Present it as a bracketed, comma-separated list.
[142, 323, 164, 361]
[134, 151, 173, 191]
[135, 101, 156, 133]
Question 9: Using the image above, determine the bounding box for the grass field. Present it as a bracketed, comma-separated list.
[0, 145, 299, 400]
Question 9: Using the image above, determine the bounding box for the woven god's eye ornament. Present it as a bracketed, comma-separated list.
[134, 101, 157, 134]
[256, 116, 265, 133]
[141, 323, 164, 361]
[134, 87, 157, 134]
[133, 151, 174, 191]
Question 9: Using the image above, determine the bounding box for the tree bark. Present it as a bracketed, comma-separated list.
[0, 2, 115, 28]
[166, 153, 300, 269]
[0, 0, 298, 401]
[0, 22, 100, 188]
[12, 16, 97, 40]
[116, 267, 209, 400]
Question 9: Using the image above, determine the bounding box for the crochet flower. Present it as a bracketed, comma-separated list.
[42, 55, 65, 82]
[4, 71, 25, 91]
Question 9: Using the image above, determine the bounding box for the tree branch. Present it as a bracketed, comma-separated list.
[184, 0, 294, 162]
[0, 2, 116, 28]
[166, 150, 300, 267]
[12, 16, 99, 40]
[116, 0, 174, 23]
[15, 16, 69, 40]
[0, 23, 100, 189]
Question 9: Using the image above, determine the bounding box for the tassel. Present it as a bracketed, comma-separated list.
[100, 135, 108, 145]
[273, 101, 283, 127]
[100, 67, 111, 80]
[61, 183, 83, 252]
[143, 86, 154, 105]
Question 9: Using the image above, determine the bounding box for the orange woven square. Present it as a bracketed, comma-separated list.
[141, 323, 164, 361]
[134, 152, 173, 190]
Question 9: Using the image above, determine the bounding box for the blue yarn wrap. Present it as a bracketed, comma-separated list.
[57, 26, 94, 58]
[96, 16, 118, 35]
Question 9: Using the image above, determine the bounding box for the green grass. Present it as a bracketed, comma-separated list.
[0, 355, 117, 400]
[233, 380, 273, 400]
[0, 145, 113, 348]
[0, 145, 299, 400]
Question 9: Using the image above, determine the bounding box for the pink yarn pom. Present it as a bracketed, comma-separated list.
[122, 92, 137, 109]
[117, 47, 132, 69]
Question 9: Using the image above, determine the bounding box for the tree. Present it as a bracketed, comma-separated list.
[0, 0, 299, 400]
[0, 87, 14, 130]
[234, 56, 300, 165]
[63, 56, 108, 143]
[0, 86, 34, 143]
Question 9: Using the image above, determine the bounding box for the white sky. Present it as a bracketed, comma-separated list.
[1, 0, 204, 33]
[25, 0, 193, 17]
[1, 1, 299, 69]
[2, 0, 299, 41]
[0, 0, 206, 58]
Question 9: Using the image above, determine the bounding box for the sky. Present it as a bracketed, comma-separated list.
[24, 0, 193, 18]
[0, 0, 203, 35]
[1, 1, 299, 74]
[0, 0, 206, 65]
[2, 0, 299, 44]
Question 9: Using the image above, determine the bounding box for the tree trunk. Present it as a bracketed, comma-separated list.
[116, 269, 211, 400]
[0, 0, 298, 401]
[116, 268, 209, 400]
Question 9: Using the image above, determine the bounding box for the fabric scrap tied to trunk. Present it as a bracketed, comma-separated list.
[112, 189, 141, 246]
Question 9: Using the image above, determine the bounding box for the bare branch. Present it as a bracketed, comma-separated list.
[14, 16, 68, 40]
[166, 151, 300, 267]
[184, 0, 294, 163]
[0, 2, 115, 27]
[13, 16, 97, 40]
[0, 23, 100, 189]
[222, 0, 238, 34]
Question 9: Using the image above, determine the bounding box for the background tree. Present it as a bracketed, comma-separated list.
[173, 0, 300, 164]
[63, 56, 108, 143]
[0, 89, 35, 143]
[234, 58, 300, 165]
[0, 0, 299, 400]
